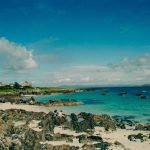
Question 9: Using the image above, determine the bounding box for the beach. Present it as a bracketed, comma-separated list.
[0, 101, 150, 150]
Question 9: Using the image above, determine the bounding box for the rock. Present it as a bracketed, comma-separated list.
[114, 141, 126, 149]
[39, 112, 55, 134]
[87, 136, 103, 142]
[70, 113, 81, 132]
[48, 99, 82, 106]
[78, 135, 102, 144]
[94, 142, 109, 150]
[128, 133, 145, 142]
[78, 135, 87, 143]
[140, 95, 147, 99]
[93, 114, 116, 131]
[52, 134, 74, 142]
[0, 141, 6, 150]
[135, 124, 150, 131]
[136, 93, 142, 97]
[112, 115, 135, 129]
[78, 113, 95, 132]
[9, 142, 20, 150]
[21, 128, 42, 150]
[45, 134, 53, 141]
[118, 92, 127, 96]
[54, 115, 68, 126]
[116, 122, 126, 129]
[101, 93, 106, 96]
[82, 144, 96, 150]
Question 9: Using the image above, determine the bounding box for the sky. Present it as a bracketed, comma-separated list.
[0, 0, 150, 86]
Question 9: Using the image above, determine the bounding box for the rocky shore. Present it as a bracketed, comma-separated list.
[0, 94, 82, 107]
[0, 108, 150, 150]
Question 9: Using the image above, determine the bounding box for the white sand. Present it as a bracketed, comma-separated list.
[28, 120, 42, 132]
[40, 138, 84, 148]
[95, 127, 150, 150]
[1, 103, 150, 149]
[54, 126, 87, 136]
[0, 102, 51, 113]
[14, 120, 26, 127]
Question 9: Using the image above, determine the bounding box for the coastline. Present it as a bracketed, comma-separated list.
[0, 102, 150, 150]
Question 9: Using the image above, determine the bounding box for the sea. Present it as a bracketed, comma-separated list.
[35, 86, 150, 123]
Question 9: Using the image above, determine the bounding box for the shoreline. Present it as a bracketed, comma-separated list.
[0, 90, 150, 150]
[0, 103, 150, 150]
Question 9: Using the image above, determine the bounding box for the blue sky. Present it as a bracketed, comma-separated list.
[0, 0, 150, 86]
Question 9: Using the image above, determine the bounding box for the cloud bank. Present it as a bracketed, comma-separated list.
[39, 53, 150, 86]
[0, 37, 37, 73]
[0, 37, 150, 86]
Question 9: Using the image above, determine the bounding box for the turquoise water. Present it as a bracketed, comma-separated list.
[35, 87, 150, 123]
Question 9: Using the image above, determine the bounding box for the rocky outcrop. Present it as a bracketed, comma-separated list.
[69, 112, 95, 132]
[112, 115, 135, 129]
[93, 114, 116, 131]
[135, 124, 150, 131]
[78, 112, 95, 132]
[21, 128, 43, 150]
[78, 135, 103, 143]
[39, 112, 55, 134]
[3, 109, 147, 150]
[128, 133, 147, 142]
[48, 99, 82, 106]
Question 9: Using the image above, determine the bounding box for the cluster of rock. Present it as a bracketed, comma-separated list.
[0, 94, 82, 106]
[0, 94, 20, 103]
[128, 133, 150, 142]
[0, 109, 117, 150]
[0, 109, 150, 150]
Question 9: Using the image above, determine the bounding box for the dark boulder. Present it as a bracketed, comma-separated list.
[93, 114, 116, 131]
[94, 142, 109, 150]
[54, 115, 68, 126]
[78, 135, 103, 143]
[135, 124, 150, 131]
[78, 113, 95, 132]
[128, 133, 145, 142]
[70, 113, 81, 132]
[39, 112, 55, 134]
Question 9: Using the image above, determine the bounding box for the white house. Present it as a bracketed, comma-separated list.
[19, 81, 32, 87]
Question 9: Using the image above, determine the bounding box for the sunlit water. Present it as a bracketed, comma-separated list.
[35, 87, 150, 123]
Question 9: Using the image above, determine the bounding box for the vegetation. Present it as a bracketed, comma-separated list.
[0, 84, 77, 94]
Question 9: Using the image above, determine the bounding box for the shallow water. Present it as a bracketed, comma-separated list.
[35, 87, 150, 123]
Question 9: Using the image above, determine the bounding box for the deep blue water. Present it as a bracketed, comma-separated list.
[35, 86, 150, 123]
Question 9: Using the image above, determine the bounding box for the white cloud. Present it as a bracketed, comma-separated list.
[39, 53, 150, 86]
[0, 37, 37, 73]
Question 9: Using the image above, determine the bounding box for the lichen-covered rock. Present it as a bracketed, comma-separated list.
[135, 124, 150, 131]
[82, 144, 96, 150]
[70, 113, 81, 132]
[21, 128, 42, 150]
[128, 133, 146, 142]
[78, 112, 95, 132]
[39, 112, 55, 134]
[78, 135, 102, 144]
[93, 114, 116, 131]
[93, 142, 109, 150]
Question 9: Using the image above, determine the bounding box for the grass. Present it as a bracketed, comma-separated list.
[0, 85, 77, 93]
